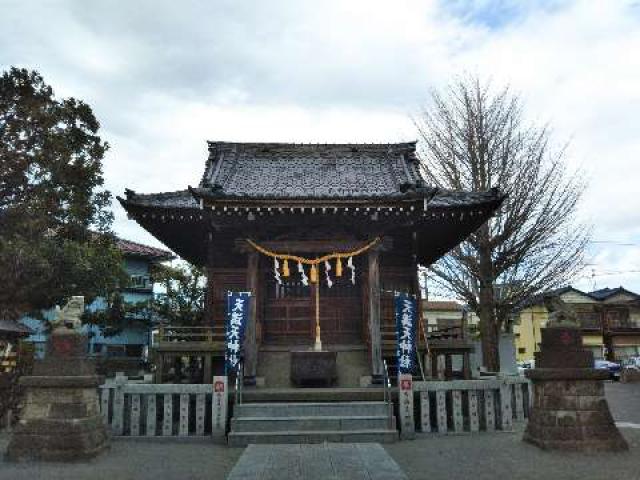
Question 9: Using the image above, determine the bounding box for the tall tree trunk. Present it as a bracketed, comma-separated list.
[477, 224, 500, 372]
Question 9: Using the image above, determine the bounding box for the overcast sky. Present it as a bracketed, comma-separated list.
[2, 0, 639, 293]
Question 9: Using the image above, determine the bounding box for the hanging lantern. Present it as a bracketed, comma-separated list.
[283, 259, 290, 277]
[336, 257, 343, 277]
[310, 264, 318, 284]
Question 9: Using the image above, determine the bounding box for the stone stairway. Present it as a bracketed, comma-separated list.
[228, 401, 398, 446]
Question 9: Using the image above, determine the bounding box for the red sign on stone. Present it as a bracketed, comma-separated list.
[560, 331, 573, 345]
[214, 381, 225, 393]
[52, 337, 74, 356]
[400, 378, 412, 391]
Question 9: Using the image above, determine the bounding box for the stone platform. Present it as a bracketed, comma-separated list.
[524, 368, 628, 451]
[523, 326, 628, 452]
[5, 327, 109, 462]
[227, 443, 408, 480]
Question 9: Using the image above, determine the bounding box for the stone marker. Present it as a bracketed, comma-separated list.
[6, 296, 109, 461]
[211, 375, 228, 443]
[398, 373, 415, 440]
[523, 298, 627, 451]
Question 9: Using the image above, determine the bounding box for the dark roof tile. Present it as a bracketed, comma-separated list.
[116, 238, 175, 261]
[201, 141, 426, 198]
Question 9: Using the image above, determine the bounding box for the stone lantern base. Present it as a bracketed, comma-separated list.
[523, 326, 629, 452]
[524, 368, 628, 451]
[5, 329, 109, 462]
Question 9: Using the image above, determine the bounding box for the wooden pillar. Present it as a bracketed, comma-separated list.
[203, 354, 212, 383]
[368, 248, 383, 382]
[445, 354, 453, 380]
[462, 352, 471, 380]
[243, 251, 259, 385]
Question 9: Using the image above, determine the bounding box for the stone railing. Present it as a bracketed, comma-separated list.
[99, 379, 227, 438]
[413, 377, 531, 434]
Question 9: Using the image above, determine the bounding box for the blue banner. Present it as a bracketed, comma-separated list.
[225, 291, 251, 373]
[395, 292, 417, 375]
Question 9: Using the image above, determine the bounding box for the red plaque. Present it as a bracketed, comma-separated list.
[400, 378, 412, 391]
[214, 381, 225, 393]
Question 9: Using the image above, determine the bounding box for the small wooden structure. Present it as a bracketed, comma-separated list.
[119, 142, 503, 386]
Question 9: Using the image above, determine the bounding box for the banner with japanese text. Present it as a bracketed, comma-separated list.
[225, 291, 251, 373]
[395, 292, 417, 375]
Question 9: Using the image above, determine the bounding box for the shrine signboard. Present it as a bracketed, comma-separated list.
[225, 292, 251, 374]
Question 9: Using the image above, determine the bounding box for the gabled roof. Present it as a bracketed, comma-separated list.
[514, 286, 589, 311]
[424, 301, 463, 311]
[116, 237, 175, 262]
[0, 319, 33, 337]
[199, 141, 432, 199]
[588, 287, 640, 301]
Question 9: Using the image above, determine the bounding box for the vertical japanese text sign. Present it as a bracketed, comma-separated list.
[225, 291, 251, 373]
[395, 292, 417, 375]
[212, 375, 228, 438]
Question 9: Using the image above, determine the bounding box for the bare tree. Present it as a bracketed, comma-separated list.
[415, 77, 589, 371]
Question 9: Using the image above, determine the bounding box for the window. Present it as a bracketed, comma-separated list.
[129, 275, 151, 289]
[125, 344, 144, 357]
[518, 347, 526, 354]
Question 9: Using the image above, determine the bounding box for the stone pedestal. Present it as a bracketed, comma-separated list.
[5, 329, 109, 462]
[523, 327, 628, 452]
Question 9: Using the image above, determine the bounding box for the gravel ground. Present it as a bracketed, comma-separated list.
[1, 382, 638, 480]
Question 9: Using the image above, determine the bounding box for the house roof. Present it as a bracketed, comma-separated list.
[424, 301, 463, 311]
[516, 285, 640, 312]
[514, 286, 588, 311]
[0, 319, 33, 337]
[198, 141, 431, 200]
[116, 237, 175, 261]
[588, 287, 640, 301]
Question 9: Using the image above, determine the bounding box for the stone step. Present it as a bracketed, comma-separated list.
[234, 401, 390, 418]
[231, 415, 393, 432]
[227, 429, 399, 447]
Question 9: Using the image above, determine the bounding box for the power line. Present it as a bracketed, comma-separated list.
[589, 240, 639, 247]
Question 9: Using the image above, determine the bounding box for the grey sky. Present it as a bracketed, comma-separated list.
[2, 0, 640, 292]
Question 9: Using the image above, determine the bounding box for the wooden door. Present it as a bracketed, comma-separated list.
[263, 274, 313, 344]
[262, 261, 363, 345]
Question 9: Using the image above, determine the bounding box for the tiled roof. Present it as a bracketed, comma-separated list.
[0, 319, 33, 336]
[589, 287, 639, 300]
[200, 142, 430, 199]
[116, 237, 175, 261]
[122, 189, 198, 209]
[424, 301, 463, 311]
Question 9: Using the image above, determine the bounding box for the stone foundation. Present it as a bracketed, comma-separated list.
[5, 328, 109, 462]
[523, 326, 628, 452]
[524, 369, 628, 451]
[5, 375, 109, 462]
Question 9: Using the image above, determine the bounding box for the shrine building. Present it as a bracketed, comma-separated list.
[119, 141, 503, 387]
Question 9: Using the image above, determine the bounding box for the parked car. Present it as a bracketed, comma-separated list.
[594, 359, 621, 380]
[517, 360, 535, 376]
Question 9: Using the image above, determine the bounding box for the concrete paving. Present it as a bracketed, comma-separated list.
[227, 443, 407, 480]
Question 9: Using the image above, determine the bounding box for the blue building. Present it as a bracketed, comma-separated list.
[20, 238, 174, 359]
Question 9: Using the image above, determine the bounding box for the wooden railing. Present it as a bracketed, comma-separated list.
[153, 326, 225, 345]
[414, 377, 531, 434]
[99, 380, 220, 437]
